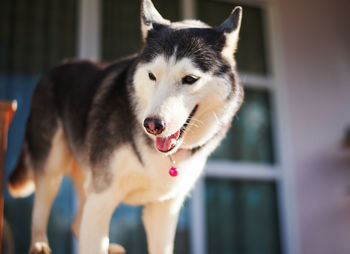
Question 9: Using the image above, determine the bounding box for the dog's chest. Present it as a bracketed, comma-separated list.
[110, 145, 205, 205]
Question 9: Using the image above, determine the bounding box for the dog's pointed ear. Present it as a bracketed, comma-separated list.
[217, 6, 243, 55]
[141, 0, 170, 41]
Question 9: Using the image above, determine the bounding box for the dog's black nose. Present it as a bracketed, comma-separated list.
[144, 117, 166, 135]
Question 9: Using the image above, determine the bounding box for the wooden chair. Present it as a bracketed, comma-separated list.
[0, 101, 17, 254]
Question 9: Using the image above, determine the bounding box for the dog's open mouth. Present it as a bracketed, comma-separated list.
[155, 105, 198, 153]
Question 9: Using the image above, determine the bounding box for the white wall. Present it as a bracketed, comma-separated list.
[276, 0, 350, 253]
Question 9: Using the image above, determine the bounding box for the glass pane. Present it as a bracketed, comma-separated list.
[109, 200, 190, 254]
[206, 178, 281, 254]
[101, 0, 180, 61]
[109, 205, 147, 252]
[0, 0, 77, 74]
[211, 88, 275, 163]
[197, 0, 268, 74]
[1, 0, 78, 253]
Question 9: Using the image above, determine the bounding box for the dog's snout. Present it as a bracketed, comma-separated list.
[144, 117, 166, 135]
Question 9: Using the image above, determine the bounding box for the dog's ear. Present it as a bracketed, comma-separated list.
[217, 6, 242, 56]
[141, 0, 170, 41]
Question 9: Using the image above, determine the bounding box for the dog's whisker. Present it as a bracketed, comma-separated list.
[189, 118, 204, 126]
[186, 122, 201, 128]
[190, 118, 203, 125]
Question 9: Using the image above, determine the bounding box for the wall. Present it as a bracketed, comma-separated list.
[276, 0, 350, 253]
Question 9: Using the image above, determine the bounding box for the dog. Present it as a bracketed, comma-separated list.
[8, 1, 243, 253]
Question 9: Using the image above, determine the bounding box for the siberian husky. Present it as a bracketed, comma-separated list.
[8, 0, 243, 253]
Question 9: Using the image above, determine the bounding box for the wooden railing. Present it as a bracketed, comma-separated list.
[0, 101, 17, 253]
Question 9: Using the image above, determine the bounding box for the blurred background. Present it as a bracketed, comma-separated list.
[0, 0, 349, 253]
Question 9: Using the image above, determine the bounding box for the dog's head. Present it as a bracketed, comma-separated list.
[133, 0, 243, 154]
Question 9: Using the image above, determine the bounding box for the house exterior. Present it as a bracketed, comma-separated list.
[0, 0, 349, 253]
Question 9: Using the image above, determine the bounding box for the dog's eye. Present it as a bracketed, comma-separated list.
[148, 72, 156, 81]
[182, 75, 199, 85]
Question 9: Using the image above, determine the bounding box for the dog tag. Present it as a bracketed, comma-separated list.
[169, 166, 178, 177]
[168, 155, 179, 177]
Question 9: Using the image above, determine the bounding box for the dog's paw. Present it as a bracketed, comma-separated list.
[29, 242, 52, 254]
[109, 243, 125, 254]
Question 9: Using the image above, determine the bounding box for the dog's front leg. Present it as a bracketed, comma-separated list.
[79, 188, 121, 254]
[143, 196, 185, 254]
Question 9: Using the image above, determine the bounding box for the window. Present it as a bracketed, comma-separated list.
[210, 88, 274, 163]
[206, 179, 281, 254]
[1, 0, 292, 253]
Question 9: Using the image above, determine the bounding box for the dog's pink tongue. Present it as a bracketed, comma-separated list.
[155, 130, 180, 152]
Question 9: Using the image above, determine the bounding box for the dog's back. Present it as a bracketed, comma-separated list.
[8, 57, 136, 197]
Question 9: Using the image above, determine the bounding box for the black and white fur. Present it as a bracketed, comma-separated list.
[8, 1, 243, 253]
